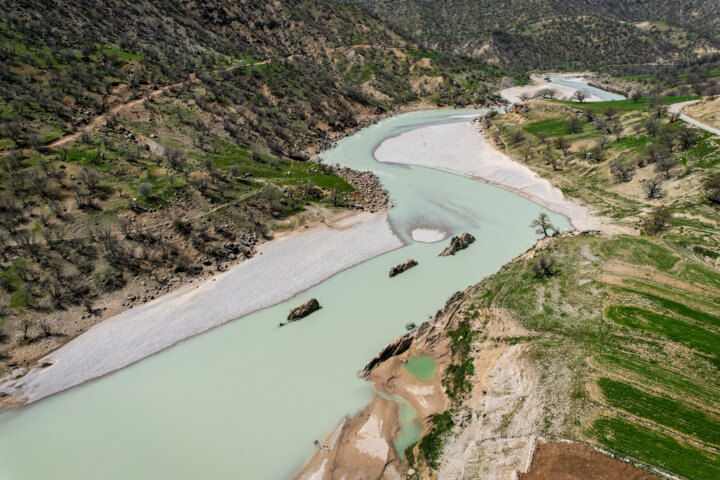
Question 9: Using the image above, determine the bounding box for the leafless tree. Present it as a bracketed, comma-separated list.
[610, 161, 635, 182]
[656, 156, 678, 178]
[555, 136, 571, 156]
[643, 177, 664, 199]
[532, 254, 558, 278]
[78, 167, 101, 193]
[572, 90, 589, 103]
[597, 135, 611, 150]
[646, 206, 671, 236]
[138, 182, 153, 198]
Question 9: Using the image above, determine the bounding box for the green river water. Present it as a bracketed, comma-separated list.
[0, 109, 570, 479]
[405, 355, 437, 381]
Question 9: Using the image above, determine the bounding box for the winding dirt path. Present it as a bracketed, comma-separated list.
[3, 60, 272, 156]
[668, 99, 720, 137]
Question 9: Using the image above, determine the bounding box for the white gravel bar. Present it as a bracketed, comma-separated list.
[1, 212, 402, 404]
[374, 121, 602, 231]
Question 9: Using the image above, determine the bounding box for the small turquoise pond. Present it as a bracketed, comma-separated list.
[405, 355, 437, 381]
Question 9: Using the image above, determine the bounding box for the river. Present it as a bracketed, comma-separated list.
[0, 108, 576, 478]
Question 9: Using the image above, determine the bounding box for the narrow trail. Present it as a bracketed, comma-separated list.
[6, 42, 404, 158]
[3, 60, 272, 157]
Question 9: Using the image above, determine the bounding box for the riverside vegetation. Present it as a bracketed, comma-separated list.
[0, 0, 523, 377]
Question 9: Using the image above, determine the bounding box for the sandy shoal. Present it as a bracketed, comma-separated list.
[2, 212, 402, 404]
[374, 121, 608, 232]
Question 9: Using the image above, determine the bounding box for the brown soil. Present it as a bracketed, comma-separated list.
[682, 97, 720, 131]
[519, 442, 658, 480]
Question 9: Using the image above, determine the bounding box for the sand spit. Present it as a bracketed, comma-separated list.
[501, 74, 604, 104]
[0, 212, 402, 406]
[374, 120, 614, 232]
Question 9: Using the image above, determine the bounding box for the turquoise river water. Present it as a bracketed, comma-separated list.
[0, 109, 571, 479]
[548, 74, 626, 101]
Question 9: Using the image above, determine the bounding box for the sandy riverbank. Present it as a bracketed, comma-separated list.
[297, 320, 452, 480]
[374, 120, 616, 232]
[0, 211, 402, 406]
[501, 74, 603, 104]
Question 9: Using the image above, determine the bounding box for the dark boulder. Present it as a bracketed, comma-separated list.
[280, 298, 321, 326]
[389, 259, 418, 277]
[439, 232, 476, 256]
[359, 333, 413, 377]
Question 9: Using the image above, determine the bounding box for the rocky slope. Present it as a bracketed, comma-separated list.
[344, 0, 720, 70]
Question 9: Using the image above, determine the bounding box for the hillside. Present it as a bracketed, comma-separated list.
[0, 0, 514, 377]
[344, 0, 720, 70]
[399, 94, 720, 478]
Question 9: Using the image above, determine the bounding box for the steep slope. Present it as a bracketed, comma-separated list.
[344, 0, 720, 70]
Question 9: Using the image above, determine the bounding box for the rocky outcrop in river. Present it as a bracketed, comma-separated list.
[331, 166, 391, 212]
[439, 232, 476, 256]
[389, 259, 418, 277]
[281, 298, 320, 326]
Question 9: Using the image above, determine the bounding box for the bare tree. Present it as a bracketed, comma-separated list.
[644, 118, 660, 136]
[531, 254, 558, 278]
[566, 116, 582, 134]
[78, 167, 102, 193]
[165, 147, 186, 171]
[572, 90, 590, 103]
[21, 320, 33, 342]
[603, 106, 619, 120]
[630, 90, 643, 103]
[610, 161, 635, 182]
[138, 182, 153, 198]
[645, 206, 671, 236]
[597, 135, 610, 150]
[677, 127, 698, 150]
[643, 177, 664, 199]
[656, 156, 678, 178]
[536, 88, 557, 99]
[530, 213, 556, 237]
[555, 136, 571, 156]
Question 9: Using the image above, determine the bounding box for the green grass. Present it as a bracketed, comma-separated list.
[620, 278, 720, 309]
[522, 118, 569, 137]
[596, 353, 720, 408]
[407, 49, 439, 59]
[680, 263, 720, 290]
[443, 320, 476, 401]
[617, 288, 720, 328]
[598, 237, 679, 272]
[592, 417, 720, 480]
[555, 96, 702, 114]
[103, 46, 144, 60]
[417, 411, 454, 469]
[606, 305, 720, 360]
[598, 377, 720, 446]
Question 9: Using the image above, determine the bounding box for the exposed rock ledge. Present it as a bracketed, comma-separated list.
[331, 167, 391, 213]
[280, 298, 321, 326]
[389, 259, 418, 278]
[439, 232, 476, 256]
[297, 290, 464, 480]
